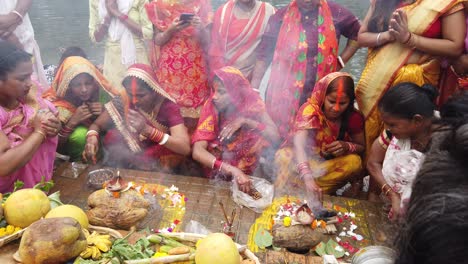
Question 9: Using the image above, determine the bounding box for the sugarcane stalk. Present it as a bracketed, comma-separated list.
[123, 253, 195, 264]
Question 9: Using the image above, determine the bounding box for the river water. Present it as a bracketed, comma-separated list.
[29, 0, 369, 79]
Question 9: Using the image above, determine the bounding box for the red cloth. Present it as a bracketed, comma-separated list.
[192, 66, 270, 175]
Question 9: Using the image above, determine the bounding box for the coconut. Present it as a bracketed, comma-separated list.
[195, 233, 240, 264]
[45, 204, 89, 229]
[4, 188, 51, 228]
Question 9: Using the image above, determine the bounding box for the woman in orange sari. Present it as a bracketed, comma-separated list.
[275, 72, 365, 197]
[145, 0, 212, 126]
[192, 66, 279, 193]
[356, 0, 466, 156]
[250, 0, 361, 140]
[43, 56, 120, 161]
[208, 0, 275, 80]
[83, 64, 190, 172]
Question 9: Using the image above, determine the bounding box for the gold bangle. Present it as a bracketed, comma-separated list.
[381, 183, 389, 193]
[34, 130, 46, 141]
[384, 187, 392, 196]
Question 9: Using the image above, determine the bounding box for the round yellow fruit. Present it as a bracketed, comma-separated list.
[195, 233, 240, 264]
[4, 188, 51, 228]
[45, 204, 89, 229]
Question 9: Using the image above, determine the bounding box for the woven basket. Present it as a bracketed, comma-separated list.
[0, 228, 26, 248]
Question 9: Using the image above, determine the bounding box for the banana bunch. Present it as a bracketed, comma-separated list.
[80, 229, 113, 260]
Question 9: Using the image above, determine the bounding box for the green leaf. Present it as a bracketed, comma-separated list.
[13, 180, 24, 192]
[254, 228, 273, 249]
[315, 241, 326, 256]
[48, 191, 64, 209]
[33, 177, 54, 193]
[325, 239, 345, 259]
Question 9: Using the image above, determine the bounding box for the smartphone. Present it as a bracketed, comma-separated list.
[179, 13, 195, 23]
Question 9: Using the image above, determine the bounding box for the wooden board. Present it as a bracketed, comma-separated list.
[262, 250, 323, 264]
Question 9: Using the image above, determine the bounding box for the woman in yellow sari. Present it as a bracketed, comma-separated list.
[275, 72, 365, 197]
[356, 0, 466, 155]
[43, 56, 120, 161]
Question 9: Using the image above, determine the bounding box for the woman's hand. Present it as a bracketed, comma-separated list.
[68, 104, 93, 128]
[168, 17, 191, 33]
[219, 117, 245, 142]
[83, 136, 99, 164]
[40, 112, 61, 137]
[105, 0, 120, 17]
[389, 10, 411, 43]
[304, 174, 323, 202]
[88, 102, 103, 116]
[229, 166, 252, 193]
[0, 13, 21, 38]
[324, 141, 348, 157]
[33, 110, 50, 134]
[127, 109, 147, 134]
[191, 16, 203, 31]
[389, 192, 402, 222]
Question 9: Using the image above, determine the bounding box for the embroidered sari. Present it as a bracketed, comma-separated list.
[192, 66, 270, 177]
[275, 72, 363, 194]
[103, 64, 185, 171]
[0, 83, 58, 192]
[43, 56, 120, 161]
[209, 0, 275, 79]
[265, 0, 338, 140]
[356, 0, 465, 156]
[145, 0, 213, 119]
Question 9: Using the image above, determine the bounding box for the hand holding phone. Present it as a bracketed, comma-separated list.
[179, 13, 195, 23]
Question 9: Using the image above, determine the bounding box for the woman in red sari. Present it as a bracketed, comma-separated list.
[192, 66, 280, 193]
[83, 64, 190, 172]
[145, 0, 212, 125]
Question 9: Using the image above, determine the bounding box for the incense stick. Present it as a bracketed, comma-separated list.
[219, 201, 230, 225]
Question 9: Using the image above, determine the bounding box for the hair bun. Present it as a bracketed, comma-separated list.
[420, 84, 438, 102]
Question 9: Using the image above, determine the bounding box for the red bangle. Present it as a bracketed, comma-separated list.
[119, 14, 128, 21]
[149, 128, 164, 143]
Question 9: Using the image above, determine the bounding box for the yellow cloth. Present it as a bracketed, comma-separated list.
[89, 0, 153, 90]
[274, 147, 362, 194]
[356, 0, 464, 157]
[363, 61, 440, 155]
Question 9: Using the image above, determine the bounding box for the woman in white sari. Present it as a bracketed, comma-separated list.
[0, 0, 48, 90]
[208, 0, 275, 81]
[89, 0, 153, 90]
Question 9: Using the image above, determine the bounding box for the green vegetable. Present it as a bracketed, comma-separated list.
[158, 245, 173, 253]
[123, 253, 195, 264]
[147, 234, 195, 252]
[103, 231, 155, 262]
[254, 228, 273, 249]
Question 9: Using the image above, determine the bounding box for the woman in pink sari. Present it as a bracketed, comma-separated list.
[0, 42, 60, 192]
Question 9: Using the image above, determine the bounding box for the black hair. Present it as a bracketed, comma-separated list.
[367, 0, 400, 33]
[378, 82, 438, 120]
[122, 76, 152, 93]
[438, 91, 468, 128]
[0, 41, 32, 81]
[326, 75, 356, 140]
[395, 122, 468, 263]
[57, 46, 87, 68]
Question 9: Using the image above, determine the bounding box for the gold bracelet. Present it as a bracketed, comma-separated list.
[34, 130, 46, 141]
[381, 183, 389, 193]
[384, 187, 393, 196]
